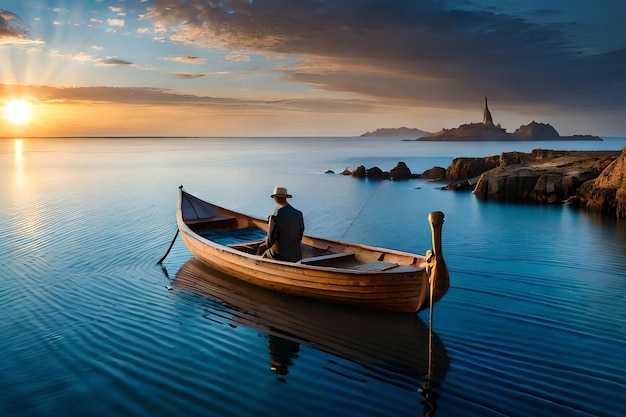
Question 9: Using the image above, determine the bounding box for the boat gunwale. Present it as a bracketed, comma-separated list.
[175, 186, 449, 313]
[179, 225, 426, 276]
[177, 190, 427, 275]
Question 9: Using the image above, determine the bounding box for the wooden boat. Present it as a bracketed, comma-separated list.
[173, 257, 450, 385]
[176, 185, 449, 313]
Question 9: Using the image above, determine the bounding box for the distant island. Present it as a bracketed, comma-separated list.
[361, 97, 602, 141]
[360, 127, 431, 138]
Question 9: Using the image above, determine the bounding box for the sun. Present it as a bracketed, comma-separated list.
[3, 99, 32, 126]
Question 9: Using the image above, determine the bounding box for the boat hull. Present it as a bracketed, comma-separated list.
[176, 187, 449, 313]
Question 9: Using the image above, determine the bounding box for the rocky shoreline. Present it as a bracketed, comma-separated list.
[335, 147, 626, 218]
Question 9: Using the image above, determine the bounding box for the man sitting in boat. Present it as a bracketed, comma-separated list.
[257, 186, 305, 262]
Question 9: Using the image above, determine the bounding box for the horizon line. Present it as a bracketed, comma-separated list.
[2, 135, 625, 139]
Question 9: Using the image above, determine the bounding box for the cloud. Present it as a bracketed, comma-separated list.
[97, 57, 134, 66]
[163, 56, 207, 64]
[0, 9, 43, 45]
[225, 53, 250, 62]
[107, 18, 125, 27]
[0, 82, 377, 113]
[147, 0, 626, 112]
[50, 50, 96, 62]
[174, 72, 206, 79]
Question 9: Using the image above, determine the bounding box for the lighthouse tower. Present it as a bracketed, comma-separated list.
[483, 96, 494, 126]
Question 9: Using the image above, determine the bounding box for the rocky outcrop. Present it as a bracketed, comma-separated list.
[472, 150, 621, 204]
[389, 162, 412, 180]
[366, 166, 390, 180]
[446, 156, 500, 180]
[420, 166, 447, 180]
[341, 162, 420, 181]
[418, 122, 602, 142]
[420, 123, 509, 141]
[577, 147, 626, 218]
[513, 121, 559, 139]
[339, 148, 625, 217]
[349, 165, 366, 178]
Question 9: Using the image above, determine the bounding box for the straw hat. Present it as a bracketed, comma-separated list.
[271, 186, 292, 198]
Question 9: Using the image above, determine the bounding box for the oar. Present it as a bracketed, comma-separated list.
[157, 229, 179, 265]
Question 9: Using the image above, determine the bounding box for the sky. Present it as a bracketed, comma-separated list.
[1, 0, 625, 137]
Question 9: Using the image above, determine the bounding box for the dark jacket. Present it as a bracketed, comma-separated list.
[265, 203, 304, 262]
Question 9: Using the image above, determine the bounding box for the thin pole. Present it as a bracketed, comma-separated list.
[427, 265, 435, 380]
[422, 211, 445, 416]
[421, 267, 435, 416]
[427, 212, 438, 383]
[157, 229, 179, 265]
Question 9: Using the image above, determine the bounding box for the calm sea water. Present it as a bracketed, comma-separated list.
[1, 136, 626, 417]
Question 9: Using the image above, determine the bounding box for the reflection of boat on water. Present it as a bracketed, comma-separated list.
[172, 258, 450, 386]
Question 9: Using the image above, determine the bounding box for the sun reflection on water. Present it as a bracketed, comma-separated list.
[14, 138, 24, 188]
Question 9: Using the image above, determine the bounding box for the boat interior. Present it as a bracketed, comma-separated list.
[187, 214, 424, 272]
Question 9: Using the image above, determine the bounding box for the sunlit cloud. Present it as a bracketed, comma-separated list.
[50, 49, 95, 62]
[0, 37, 45, 45]
[225, 53, 250, 62]
[163, 56, 207, 64]
[107, 18, 125, 28]
[0, 83, 377, 112]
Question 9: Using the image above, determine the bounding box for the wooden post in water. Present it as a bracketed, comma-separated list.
[422, 211, 446, 415]
[427, 211, 449, 310]
[417, 211, 449, 312]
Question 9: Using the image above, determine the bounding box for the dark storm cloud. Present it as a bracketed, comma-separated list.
[148, 0, 626, 111]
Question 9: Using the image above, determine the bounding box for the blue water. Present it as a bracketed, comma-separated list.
[1, 136, 626, 417]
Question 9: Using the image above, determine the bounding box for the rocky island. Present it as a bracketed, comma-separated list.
[362, 97, 602, 141]
[360, 127, 431, 138]
[419, 98, 602, 141]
